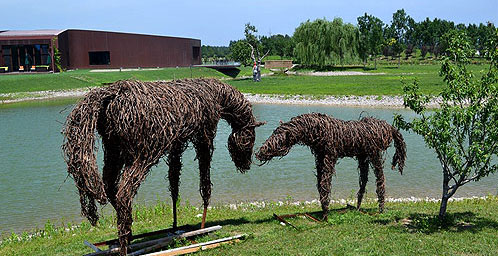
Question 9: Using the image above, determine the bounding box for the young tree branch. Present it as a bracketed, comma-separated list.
[260, 49, 270, 62]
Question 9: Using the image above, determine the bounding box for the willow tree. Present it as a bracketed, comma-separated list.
[293, 18, 361, 68]
[339, 23, 360, 65]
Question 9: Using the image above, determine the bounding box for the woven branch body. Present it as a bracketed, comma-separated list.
[63, 78, 259, 254]
[256, 113, 406, 217]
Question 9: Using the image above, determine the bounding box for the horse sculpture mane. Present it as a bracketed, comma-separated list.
[256, 113, 406, 219]
[63, 78, 262, 255]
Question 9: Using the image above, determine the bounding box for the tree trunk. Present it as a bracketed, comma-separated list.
[439, 171, 453, 220]
[439, 194, 450, 220]
[397, 56, 401, 68]
[374, 58, 377, 70]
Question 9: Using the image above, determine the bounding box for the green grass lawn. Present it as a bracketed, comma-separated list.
[1, 197, 497, 255]
[229, 73, 440, 96]
[229, 64, 490, 96]
[0, 64, 490, 97]
[0, 67, 257, 94]
[229, 65, 444, 96]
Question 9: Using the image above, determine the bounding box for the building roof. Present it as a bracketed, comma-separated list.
[0, 29, 65, 37]
[0, 29, 200, 41]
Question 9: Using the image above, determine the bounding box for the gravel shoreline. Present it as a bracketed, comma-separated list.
[220, 195, 490, 211]
[0, 88, 90, 104]
[244, 93, 441, 108]
[1, 89, 441, 108]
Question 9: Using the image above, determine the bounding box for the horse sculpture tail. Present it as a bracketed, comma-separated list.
[391, 126, 406, 174]
[62, 88, 112, 226]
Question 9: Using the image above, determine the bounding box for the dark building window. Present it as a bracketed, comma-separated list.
[40, 45, 50, 65]
[2, 46, 11, 55]
[192, 46, 200, 59]
[89, 51, 110, 65]
[2, 46, 12, 70]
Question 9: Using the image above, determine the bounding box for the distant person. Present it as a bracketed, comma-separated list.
[252, 62, 258, 82]
[24, 51, 30, 72]
[47, 53, 52, 68]
[256, 61, 261, 82]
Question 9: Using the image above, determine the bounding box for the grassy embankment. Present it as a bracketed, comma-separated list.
[0, 197, 497, 255]
[232, 66, 440, 96]
[232, 63, 491, 96]
[0, 63, 489, 101]
[0, 67, 257, 95]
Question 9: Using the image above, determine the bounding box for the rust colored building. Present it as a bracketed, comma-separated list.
[0, 29, 201, 72]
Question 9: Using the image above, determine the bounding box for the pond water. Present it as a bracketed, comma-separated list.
[0, 100, 496, 236]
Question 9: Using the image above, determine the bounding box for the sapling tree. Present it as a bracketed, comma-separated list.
[51, 37, 63, 72]
[394, 29, 498, 220]
[229, 23, 269, 81]
[244, 23, 269, 82]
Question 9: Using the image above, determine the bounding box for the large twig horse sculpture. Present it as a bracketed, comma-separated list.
[63, 78, 263, 255]
[256, 113, 406, 219]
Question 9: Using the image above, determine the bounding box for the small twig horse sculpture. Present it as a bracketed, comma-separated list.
[256, 113, 406, 219]
[63, 78, 263, 255]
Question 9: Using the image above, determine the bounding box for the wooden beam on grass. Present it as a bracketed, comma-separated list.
[84, 226, 222, 256]
[303, 213, 321, 222]
[274, 212, 322, 224]
[93, 224, 196, 247]
[142, 234, 246, 256]
[84, 240, 102, 252]
[273, 213, 299, 230]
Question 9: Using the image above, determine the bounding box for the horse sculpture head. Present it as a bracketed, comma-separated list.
[228, 121, 265, 172]
[256, 125, 297, 164]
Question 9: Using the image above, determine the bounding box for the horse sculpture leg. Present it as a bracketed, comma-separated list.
[195, 139, 214, 229]
[356, 155, 369, 210]
[102, 137, 124, 208]
[371, 152, 386, 213]
[316, 153, 336, 221]
[115, 163, 150, 256]
[167, 144, 185, 229]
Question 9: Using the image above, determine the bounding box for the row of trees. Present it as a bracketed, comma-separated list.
[202, 28, 294, 65]
[201, 45, 230, 59]
[260, 34, 294, 59]
[373, 10, 495, 65]
[227, 24, 295, 66]
[224, 9, 495, 68]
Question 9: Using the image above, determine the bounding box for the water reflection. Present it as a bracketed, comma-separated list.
[0, 102, 496, 235]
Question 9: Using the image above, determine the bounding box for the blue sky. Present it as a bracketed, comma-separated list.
[2, 0, 497, 46]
